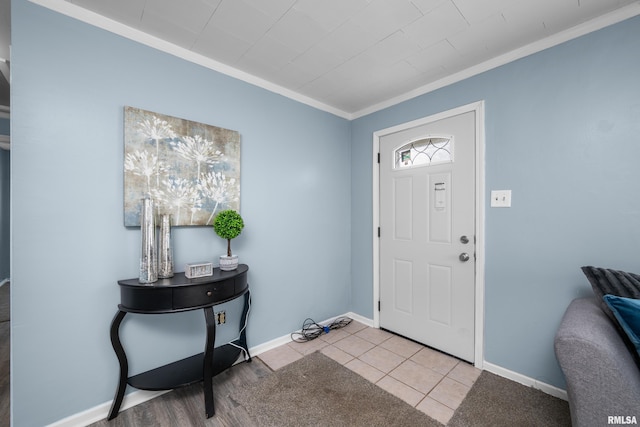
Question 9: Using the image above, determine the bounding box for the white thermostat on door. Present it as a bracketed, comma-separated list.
[434, 182, 446, 210]
[490, 190, 512, 208]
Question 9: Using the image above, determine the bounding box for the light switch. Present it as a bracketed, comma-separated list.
[491, 190, 512, 208]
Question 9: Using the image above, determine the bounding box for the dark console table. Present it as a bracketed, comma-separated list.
[107, 264, 251, 420]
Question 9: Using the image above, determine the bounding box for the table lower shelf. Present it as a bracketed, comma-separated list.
[127, 343, 246, 391]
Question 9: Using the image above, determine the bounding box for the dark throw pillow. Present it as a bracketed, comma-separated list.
[581, 266, 640, 320]
[603, 295, 640, 360]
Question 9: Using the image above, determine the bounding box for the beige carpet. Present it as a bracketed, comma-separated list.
[448, 370, 571, 426]
[235, 351, 571, 427]
[234, 351, 442, 426]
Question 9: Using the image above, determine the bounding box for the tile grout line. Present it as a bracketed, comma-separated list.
[262, 322, 477, 423]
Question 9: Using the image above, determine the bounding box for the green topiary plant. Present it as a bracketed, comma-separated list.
[213, 209, 244, 257]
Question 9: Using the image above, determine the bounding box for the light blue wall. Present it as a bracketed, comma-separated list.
[351, 16, 640, 388]
[11, 0, 640, 424]
[11, 1, 351, 425]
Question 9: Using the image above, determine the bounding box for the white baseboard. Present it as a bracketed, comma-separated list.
[345, 313, 568, 402]
[344, 311, 374, 328]
[249, 312, 372, 355]
[47, 389, 169, 427]
[47, 312, 566, 426]
[47, 312, 363, 426]
[483, 361, 568, 401]
[248, 333, 294, 356]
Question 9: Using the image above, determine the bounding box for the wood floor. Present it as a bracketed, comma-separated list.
[0, 283, 9, 427]
[88, 358, 273, 427]
[0, 281, 277, 427]
[0, 285, 568, 426]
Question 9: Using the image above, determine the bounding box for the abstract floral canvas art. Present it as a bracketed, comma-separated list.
[124, 107, 240, 226]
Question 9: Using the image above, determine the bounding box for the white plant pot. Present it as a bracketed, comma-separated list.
[219, 255, 239, 271]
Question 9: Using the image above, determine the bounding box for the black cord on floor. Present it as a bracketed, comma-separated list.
[290, 317, 352, 342]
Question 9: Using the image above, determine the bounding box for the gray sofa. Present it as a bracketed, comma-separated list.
[555, 297, 640, 427]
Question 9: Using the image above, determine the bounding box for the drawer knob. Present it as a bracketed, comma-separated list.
[206, 291, 212, 297]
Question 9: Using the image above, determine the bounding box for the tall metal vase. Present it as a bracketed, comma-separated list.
[139, 197, 158, 284]
[158, 214, 174, 278]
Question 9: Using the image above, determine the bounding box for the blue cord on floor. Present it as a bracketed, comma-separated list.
[291, 317, 352, 342]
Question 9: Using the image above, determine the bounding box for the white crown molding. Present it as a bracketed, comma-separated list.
[28, 0, 352, 119]
[351, 2, 640, 119]
[29, 1, 640, 121]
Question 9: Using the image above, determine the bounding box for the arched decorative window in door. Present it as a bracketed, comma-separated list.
[394, 136, 453, 169]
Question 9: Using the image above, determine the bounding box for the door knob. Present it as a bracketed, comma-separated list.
[459, 253, 470, 262]
[460, 235, 469, 244]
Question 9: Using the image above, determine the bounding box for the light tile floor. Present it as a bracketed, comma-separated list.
[257, 320, 481, 425]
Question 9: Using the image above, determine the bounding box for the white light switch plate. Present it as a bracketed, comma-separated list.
[491, 190, 512, 207]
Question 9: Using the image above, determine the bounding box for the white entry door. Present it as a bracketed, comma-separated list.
[379, 110, 476, 363]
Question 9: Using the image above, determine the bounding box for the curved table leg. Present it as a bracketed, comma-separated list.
[107, 310, 128, 420]
[203, 307, 217, 418]
[238, 290, 252, 362]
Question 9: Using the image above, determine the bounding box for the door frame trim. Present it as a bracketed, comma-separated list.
[372, 101, 486, 368]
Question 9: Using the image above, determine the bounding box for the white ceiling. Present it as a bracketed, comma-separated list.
[24, 0, 640, 118]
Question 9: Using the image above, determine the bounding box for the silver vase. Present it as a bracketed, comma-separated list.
[158, 214, 174, 279]
[139, 197, 158, 284]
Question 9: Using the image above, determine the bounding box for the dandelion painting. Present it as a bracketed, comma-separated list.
[124, 107, 240, 226]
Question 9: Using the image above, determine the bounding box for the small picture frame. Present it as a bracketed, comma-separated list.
[185, 262, 213, 278]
